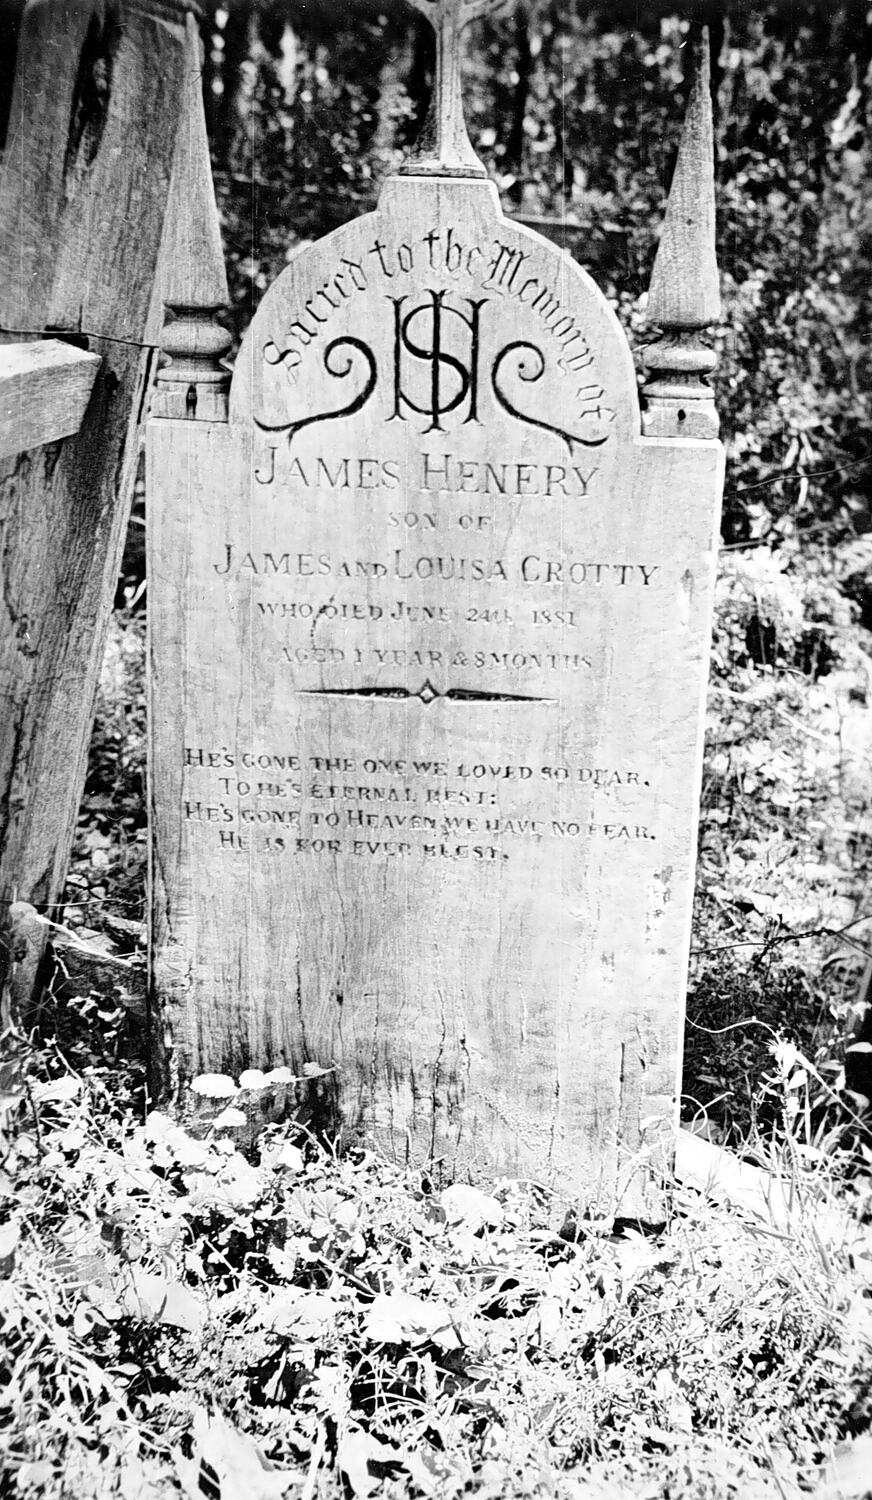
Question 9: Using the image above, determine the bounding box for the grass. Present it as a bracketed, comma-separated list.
[1, 1017, 870, 1500]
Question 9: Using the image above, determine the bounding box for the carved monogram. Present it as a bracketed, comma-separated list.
[255, 288, 611, 457]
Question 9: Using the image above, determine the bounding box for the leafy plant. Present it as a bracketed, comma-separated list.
[2, 1046, 870, 1498]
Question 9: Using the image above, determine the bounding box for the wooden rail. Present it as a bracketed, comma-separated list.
[0, 340, 101, 459]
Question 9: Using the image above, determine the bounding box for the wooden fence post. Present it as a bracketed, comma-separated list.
[147, 9, 232, 1099]
[0, 0, 193, 993]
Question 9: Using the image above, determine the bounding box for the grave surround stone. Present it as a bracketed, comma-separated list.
[148, 2, 724, 1218]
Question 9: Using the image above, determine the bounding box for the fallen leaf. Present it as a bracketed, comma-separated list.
[118, 1450, 170, 1499]
[338, 1427, 403, 1498]
[259, 1287, 340, 1338]
[276, 1141, 305, 1173]
[362, 1290, 461, 1350]
[532, 1294, 567, 1352]
[125, 1269, 207, 1335]
[267, 1243, 298, 1279]
[265, 1067, 295, 1084]
[239, 1069, 269, 1089]
[177, 1407, 297, 1499]
[143, 1114, 210, 1168]
[185, 1153, 263, 1210]
[405, 1443, 473, 1498]
[191, 1074, 237, 1097]
[813, 1435, 872, 1499]
[0, 1220, 19, 1275]
[15, 1461, 55, 1490]
[213, 1107, 247, 1128]
[31, 1076, 81, 1103]
[440, 1183, 503, 1232]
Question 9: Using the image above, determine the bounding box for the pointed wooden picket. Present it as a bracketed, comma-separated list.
[648, 27, 721, 330]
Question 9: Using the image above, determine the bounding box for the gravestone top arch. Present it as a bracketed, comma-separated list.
[230, 170, 639, 507]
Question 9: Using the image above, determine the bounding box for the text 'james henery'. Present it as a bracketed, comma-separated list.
[257, 453, 601, 498]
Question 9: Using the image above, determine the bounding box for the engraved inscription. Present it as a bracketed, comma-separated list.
[213, 546, 658, 586]
[181, 748, 656, 863]
[254, 227, 618, 456]
[390, 289, 485, 431]
[249, 450, 601, 497]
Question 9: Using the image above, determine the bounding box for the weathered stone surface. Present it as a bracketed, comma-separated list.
[148, 170, 723, 1217]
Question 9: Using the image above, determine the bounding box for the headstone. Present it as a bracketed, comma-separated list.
[148, 4, 724, 1218]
